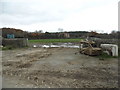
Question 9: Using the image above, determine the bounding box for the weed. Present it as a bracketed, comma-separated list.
[2, 45, 14, 50]
[97, 52, 118, 60]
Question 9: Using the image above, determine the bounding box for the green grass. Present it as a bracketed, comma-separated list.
[2, 45, 14, 50]
[1, 46, 29, 50]
[97, 52, 118, 60]
[28, 39, 82, 43]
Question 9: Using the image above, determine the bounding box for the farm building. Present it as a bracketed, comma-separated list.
[1, 27, 25, 38]
[0, 28, 28, 47]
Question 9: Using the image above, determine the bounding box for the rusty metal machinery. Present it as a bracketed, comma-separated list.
[79, 40, 102, 56]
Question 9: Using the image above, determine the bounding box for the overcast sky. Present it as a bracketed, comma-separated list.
[0, 0, 119, 33]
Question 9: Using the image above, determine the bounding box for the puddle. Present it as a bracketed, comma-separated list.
[32, 43, 79, 48]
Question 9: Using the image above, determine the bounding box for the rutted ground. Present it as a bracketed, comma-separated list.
[2, 48, 118, 88]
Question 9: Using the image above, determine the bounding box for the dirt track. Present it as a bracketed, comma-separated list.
[2, 48, 118, 88]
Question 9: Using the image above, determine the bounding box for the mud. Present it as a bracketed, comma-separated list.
[2, 48, 118, 88]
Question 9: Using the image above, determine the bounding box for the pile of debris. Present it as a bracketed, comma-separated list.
[79, 40, 102, 56]
[79, 40, 118, 57]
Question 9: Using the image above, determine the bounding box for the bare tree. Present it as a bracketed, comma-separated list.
[58, 28, 63, 32]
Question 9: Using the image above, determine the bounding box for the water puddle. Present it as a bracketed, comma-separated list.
[32, 43, 79, 48]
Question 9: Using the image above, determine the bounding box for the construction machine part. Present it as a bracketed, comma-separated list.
[79, 40, 102, 56]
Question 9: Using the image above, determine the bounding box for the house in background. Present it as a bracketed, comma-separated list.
[58, 32, 70, 38]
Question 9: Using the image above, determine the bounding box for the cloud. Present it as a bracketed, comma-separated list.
[0, 0, 119, 33]
[1, 0, 87, 24]
[0, 2, 65, 24]
[64, 1, 118, 32]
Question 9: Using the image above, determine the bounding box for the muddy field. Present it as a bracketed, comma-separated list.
[2, 47, 118, 88]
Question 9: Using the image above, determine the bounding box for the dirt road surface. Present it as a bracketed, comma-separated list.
[2, 48, 118, 88]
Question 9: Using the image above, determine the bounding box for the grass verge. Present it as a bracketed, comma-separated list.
[2, 46, 29, 50]
[2, 45, 14, 50]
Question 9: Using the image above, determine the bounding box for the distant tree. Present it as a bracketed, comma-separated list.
[110, 30, 118, 39]
[35, 30, 43, 33]
[58, 28, 63, 32]
[45, 31, 50, 34]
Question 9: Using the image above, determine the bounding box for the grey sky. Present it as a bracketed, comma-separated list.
[0, 0, 119, 33]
